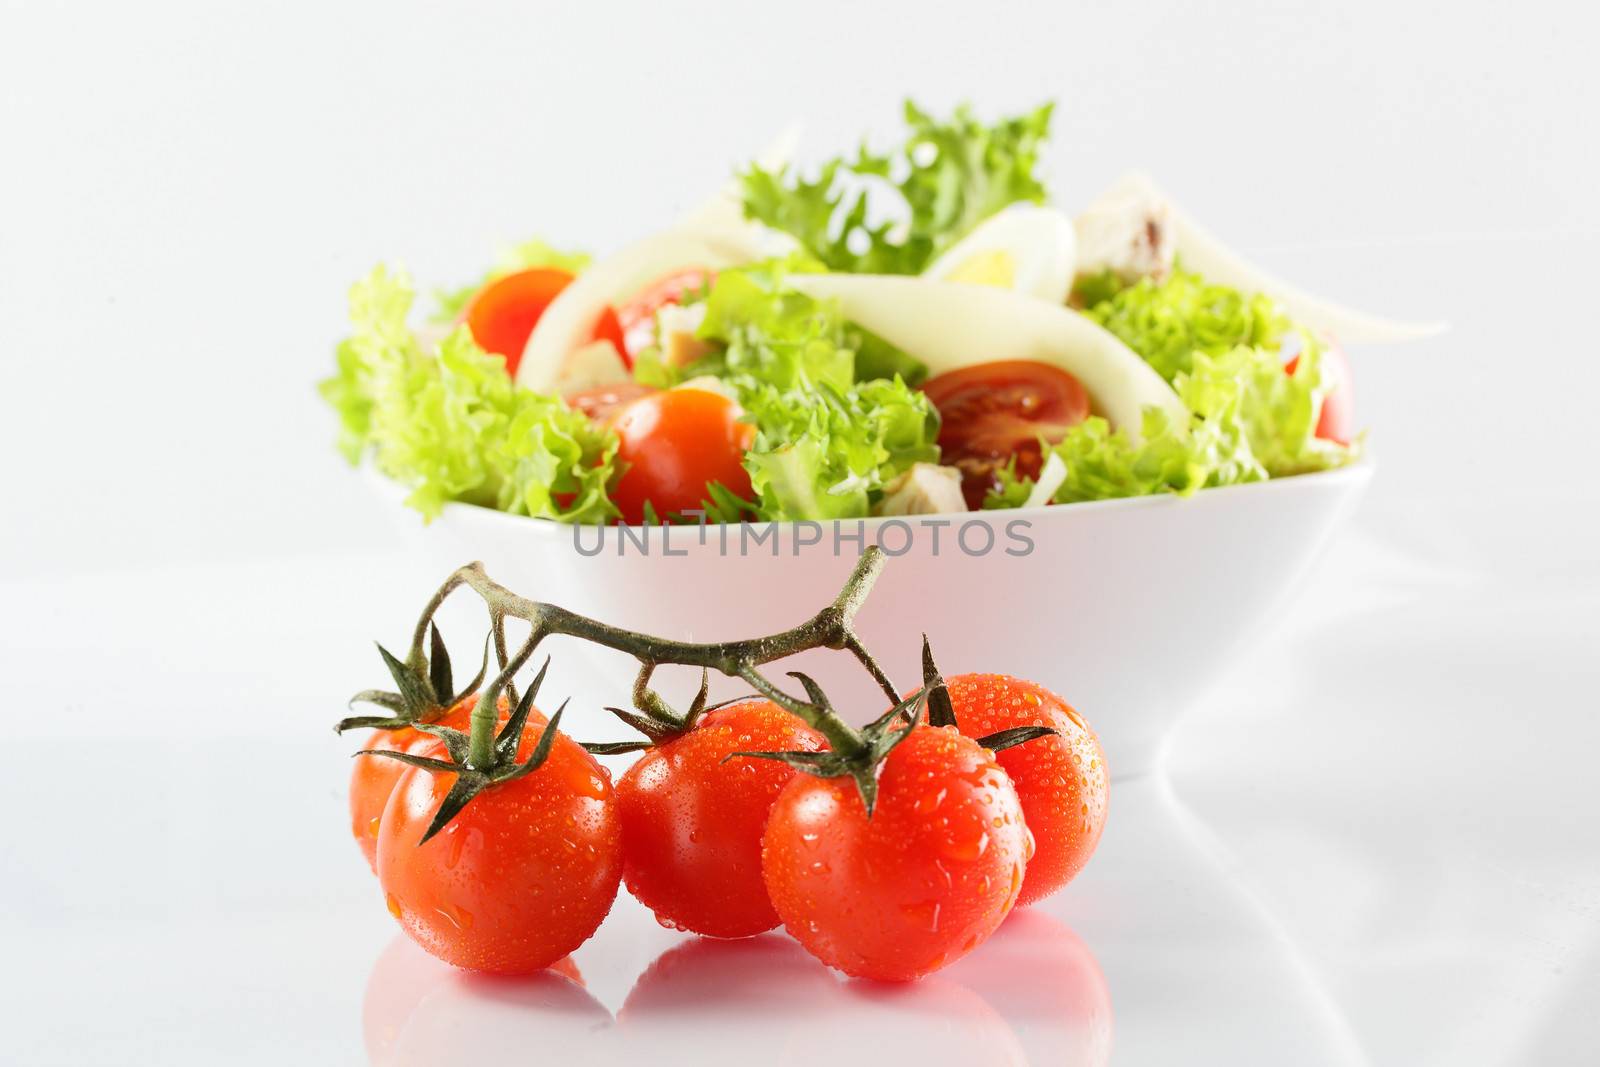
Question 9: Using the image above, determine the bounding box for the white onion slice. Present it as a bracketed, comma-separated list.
[790, 273, 1187, 439]
[516, 224, 772, 393]
[1102, 172, 1447, 344]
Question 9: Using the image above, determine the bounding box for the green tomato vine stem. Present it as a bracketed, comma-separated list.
[415, 547, 902, 768]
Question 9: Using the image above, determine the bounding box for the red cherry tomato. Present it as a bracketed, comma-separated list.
[375, 722, 622, 974]
[610, 388, 756, 524]
[461, 268, 575, 377]
[616, 700, 825, 938]
[921, 360, 1091, 508]
[615, 269, 714, 361]
[563, 381, 658, 424]
[460, 267, 628, 377]
[1286, 340, 1355, 445]
[942, 674, 1108, 905]
[347, 694, 520, 874]
[761, 725, 1033, 981]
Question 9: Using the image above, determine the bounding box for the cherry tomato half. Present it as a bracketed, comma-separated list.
[762, 725, 1033, 981]
[610, 388, 755, 524]
[461, 267, 630, 376]
[616, 700, 825, 938]
[375, 722, 622, 974]
[1286, 341, 1355, 445]
[942, 674, 1107, 906]
[921, 361, 1091, 509]
[461, 268, 575, 377]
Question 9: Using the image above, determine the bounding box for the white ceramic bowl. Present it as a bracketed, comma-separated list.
[374, 463, 1371, 777]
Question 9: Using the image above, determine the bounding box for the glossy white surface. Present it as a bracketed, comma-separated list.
[4, 2, 1599, 1063]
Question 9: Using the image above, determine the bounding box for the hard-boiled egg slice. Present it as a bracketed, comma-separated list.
[922, 204, 1078, 305]
[790, 273, 1186, 439]
[517, 222, 790, 394]
[1094, 172, 1446, 344]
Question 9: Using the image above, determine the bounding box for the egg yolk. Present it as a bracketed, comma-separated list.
[945, 250, 1016, 289]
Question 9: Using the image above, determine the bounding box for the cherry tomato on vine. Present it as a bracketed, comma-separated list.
[941, 674, 1107, 905]
[348, 694, 521, 874]
[610, 387, 756, 524]
[375, 722, 622, 974]
[921, 360, 1091, 509]
[616, 700, 825, 938]
[761, 725, 1033, 981]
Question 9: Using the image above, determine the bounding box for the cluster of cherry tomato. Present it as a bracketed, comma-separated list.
[348, 667, 1107, 983]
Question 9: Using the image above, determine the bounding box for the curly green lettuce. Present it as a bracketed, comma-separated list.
[651, 264, 940, 520]
[320, 265, 618, 521]
[741, 100, 1053, 276]
[1083, 267, 1291, 382]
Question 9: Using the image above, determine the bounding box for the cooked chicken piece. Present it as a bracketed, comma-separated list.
[876, 463, 969, 516]
[657, 302, 715, 368]
[1073, 185, 1176, 286]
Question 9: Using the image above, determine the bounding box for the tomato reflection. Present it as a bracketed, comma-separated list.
[362, 936, 608, 1066]
[362, 908, 1110, 1067]
[946, 908, 1114, 1066]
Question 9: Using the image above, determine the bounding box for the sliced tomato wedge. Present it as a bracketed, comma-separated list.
[922, 360, 1091, 509]
[614, 269, 714, 362]
[1286, 340, 1355, 445]
[591, 306, 629, 368]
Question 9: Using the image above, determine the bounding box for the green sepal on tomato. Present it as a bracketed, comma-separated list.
[375, 707, 622, 974]
[338, 627, 499, 873]
[760, 722, 1035, 981]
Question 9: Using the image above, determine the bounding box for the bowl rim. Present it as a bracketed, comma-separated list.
[367, 456, 1374, 537]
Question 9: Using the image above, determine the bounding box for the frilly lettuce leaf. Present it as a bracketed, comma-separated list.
[431, 238, 591, 322]
[1083, 267, 1291, 382]
[320, 265, 617, 522]
[741, 100, 1053, 276]
[663, 265, 940, 520]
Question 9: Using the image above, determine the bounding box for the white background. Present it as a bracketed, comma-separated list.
[2, 2, 1597, 1064]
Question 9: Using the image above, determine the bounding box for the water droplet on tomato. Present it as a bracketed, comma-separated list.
[902, 900, 941, 932]
[942, 826, 989, 863]
[915, 787, 947, 814]
[367, 816, 381, 838]
[385, 893, 403, 919]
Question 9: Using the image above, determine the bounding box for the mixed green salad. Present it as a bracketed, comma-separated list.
[323, 101, 1413, 526]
